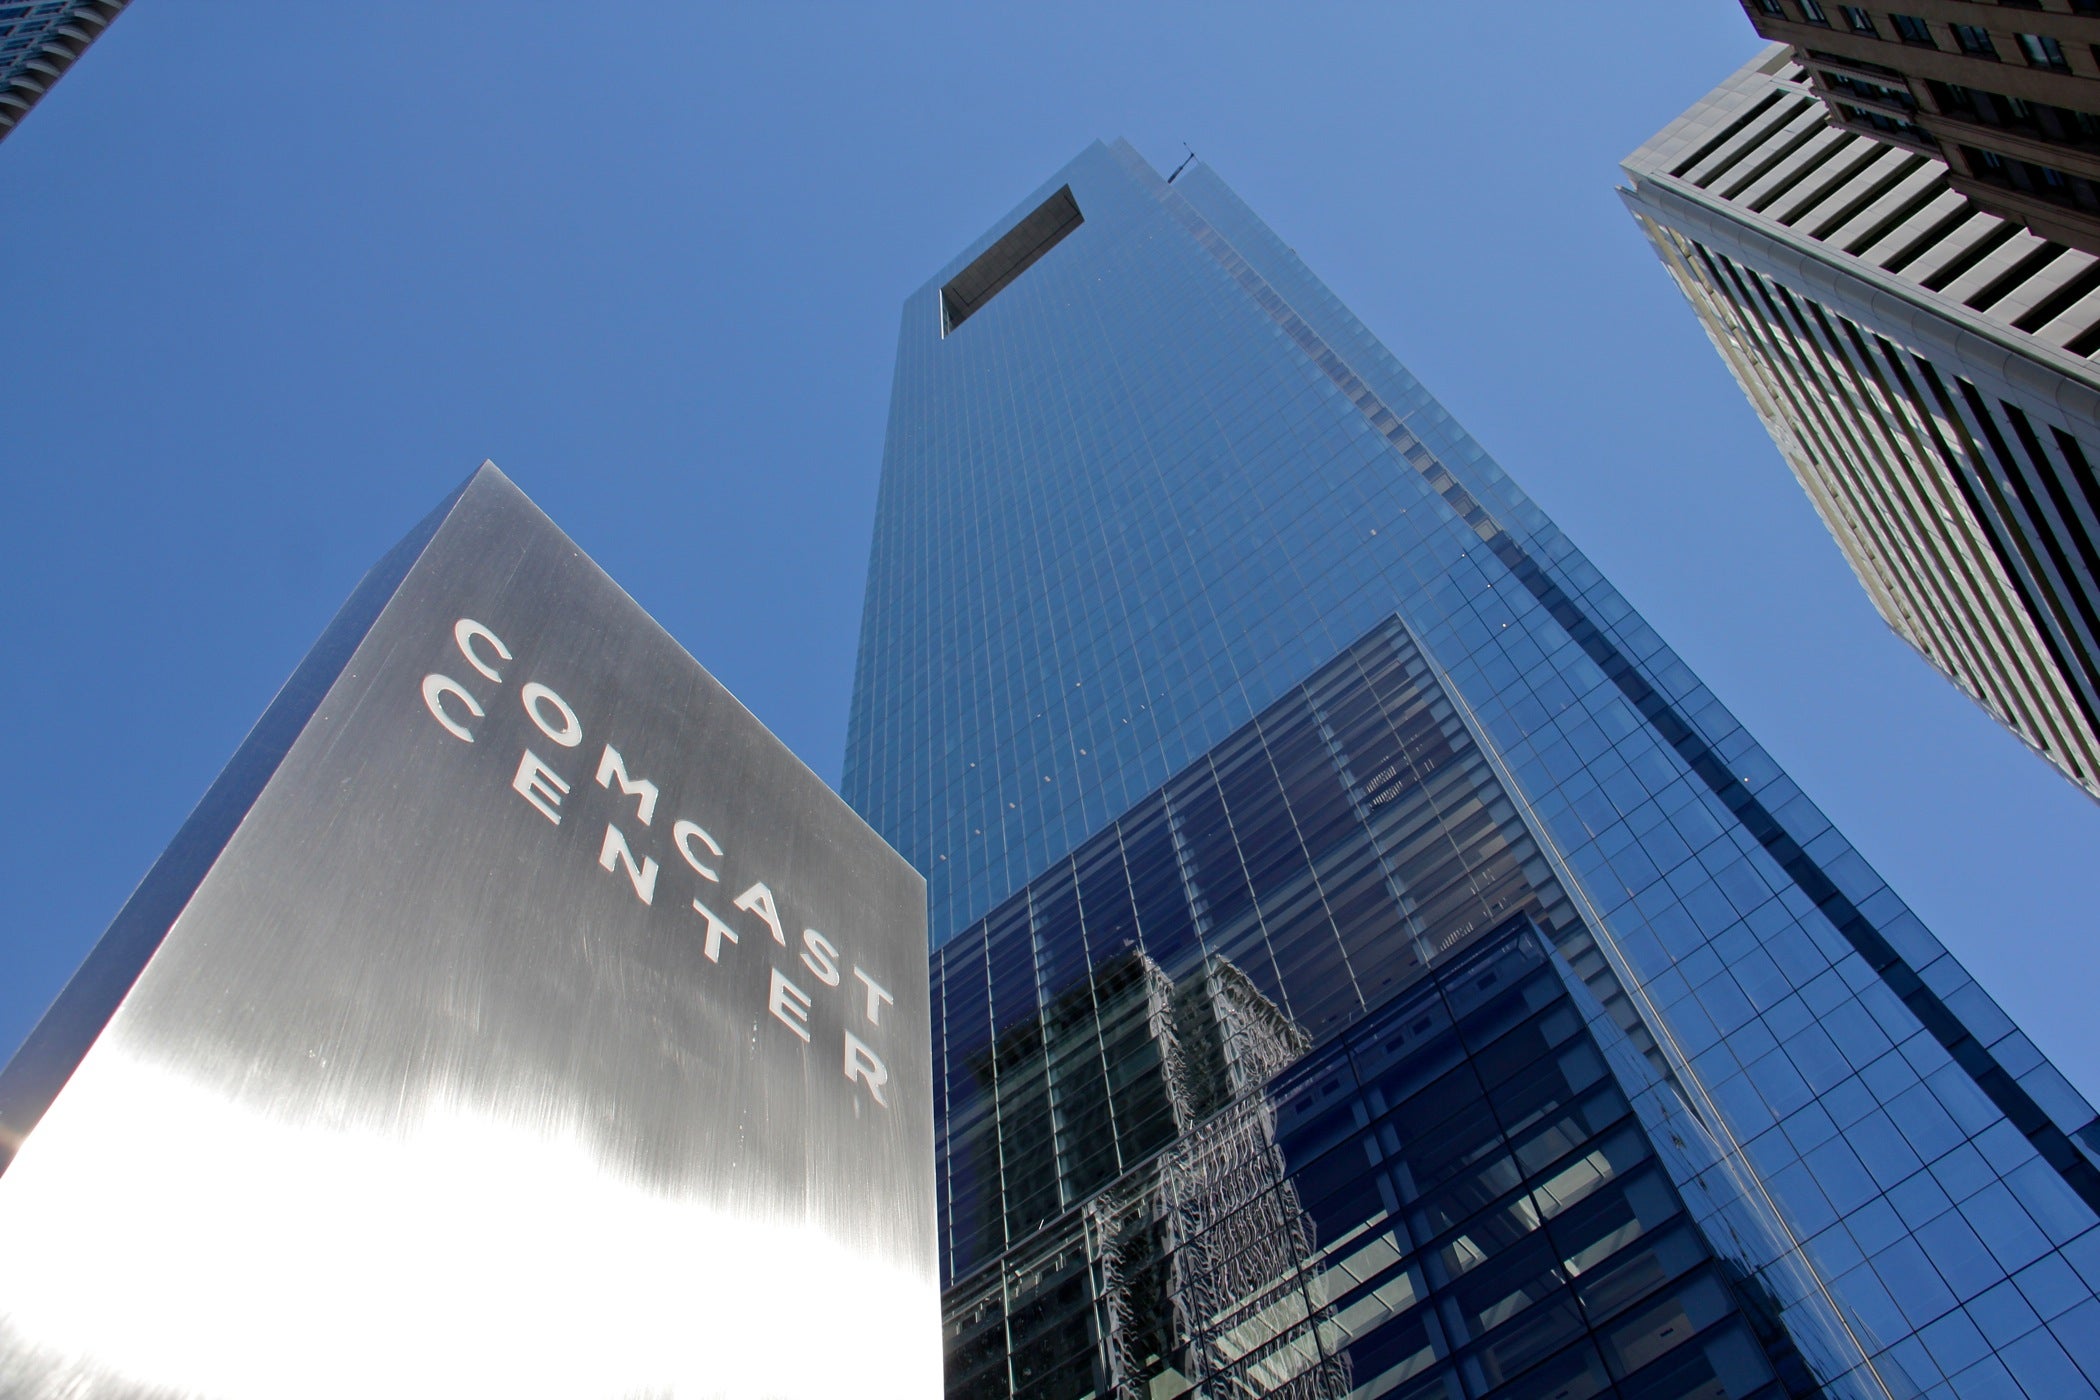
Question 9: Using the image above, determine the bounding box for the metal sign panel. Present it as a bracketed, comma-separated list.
[0, 464, 937, 1399]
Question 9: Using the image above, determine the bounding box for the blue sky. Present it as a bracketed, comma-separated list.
[4, 3, 2096, 1100]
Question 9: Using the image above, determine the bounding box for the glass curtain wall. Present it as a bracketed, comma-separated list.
[934, 617, 1860, 1398]
[855, 141, 2100, 1396]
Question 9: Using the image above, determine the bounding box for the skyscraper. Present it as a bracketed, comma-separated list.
[1621, 47, 2100, 803]
[0, 0, 125, 145]
[847, 142, 2100, 1396]
[1732, 1, 2100, 259]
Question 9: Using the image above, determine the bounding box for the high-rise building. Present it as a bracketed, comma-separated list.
[847, 141, 2100, 1396]
[1621, 46, 2100, 803]
[1734, 1, 2100, 258]
[0, 0, 124, 145]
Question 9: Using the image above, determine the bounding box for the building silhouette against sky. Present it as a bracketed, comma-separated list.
[1624, 46, 2100, 806]
[847, 139, 2100, 1398]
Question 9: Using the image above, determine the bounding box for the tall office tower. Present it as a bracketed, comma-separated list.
[0, 0, 124, 144]
[1622, 46, 2100, 803]
[847, 141, 2100, 1396]
[1734, 0, 2100, 258]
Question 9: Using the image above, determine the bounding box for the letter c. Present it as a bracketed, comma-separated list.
[454, 618, 512, 683]
[422, 674, 484, 743]
[674, 819, 723, 882]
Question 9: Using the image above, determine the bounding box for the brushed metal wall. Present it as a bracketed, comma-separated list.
[0, 464, 937, 1399]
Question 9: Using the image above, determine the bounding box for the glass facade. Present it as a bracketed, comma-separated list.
[946, 907, 1832, 1400]
[850, 142, 2100, 1395]
[933, 618, 1864, 1398]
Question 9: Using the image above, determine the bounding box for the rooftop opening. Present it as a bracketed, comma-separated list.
[940, 186, 1083, 335]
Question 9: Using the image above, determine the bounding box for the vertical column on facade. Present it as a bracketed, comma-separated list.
[1699, 244, 2015, 714]
[1672, 220, 2096, 781]
[1917, 363, 2100, 766]
[1850, 333, 2100, 788]
[1766, 273, 2090, 766]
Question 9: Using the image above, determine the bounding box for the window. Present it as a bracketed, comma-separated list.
[1932, 80, 1978, 116]
[1963, 145, 2100, 213]
[1929, 81, 2100, 149]
[2017, 33, 2071, 73]
[1797, 0, 1830, 24]
[1751, 0, 1784, 14]
[1841, 104, 1940, 146]
[1824, 70, 1916, 110]
[1891, 14, 1935, 45]
[1839, 6, 1877, 35]
[1805, 46, 1904, 78]
[1951, 24, 1999, 59]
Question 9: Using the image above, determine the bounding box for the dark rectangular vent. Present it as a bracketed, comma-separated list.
[940, 186, 1082, 335]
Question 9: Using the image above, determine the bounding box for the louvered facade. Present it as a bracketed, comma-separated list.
[0, 0, 123, 144]
[1623, 45, 2100, 803]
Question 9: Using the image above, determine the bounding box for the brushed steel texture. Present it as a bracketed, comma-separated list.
[0, 463, 937, 1399]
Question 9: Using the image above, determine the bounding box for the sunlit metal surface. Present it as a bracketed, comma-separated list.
[0, 463, 938, 1399]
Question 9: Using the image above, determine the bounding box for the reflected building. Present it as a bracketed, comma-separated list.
[932, 619, 1845, 1399]
[847, 142, 2100, 1397]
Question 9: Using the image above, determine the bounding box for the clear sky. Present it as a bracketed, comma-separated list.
[5, 3, 2096, 1103]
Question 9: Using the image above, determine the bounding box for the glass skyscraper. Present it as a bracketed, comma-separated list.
[846, 141, 2100, 1397]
